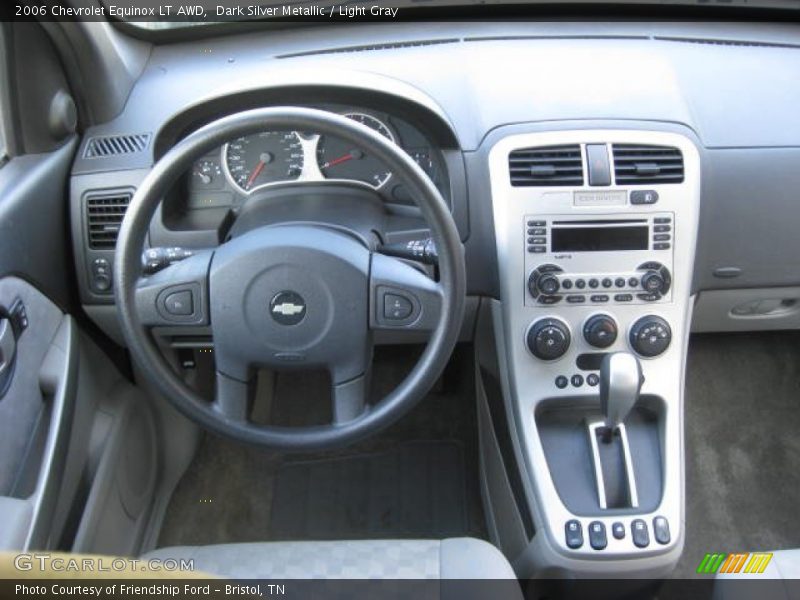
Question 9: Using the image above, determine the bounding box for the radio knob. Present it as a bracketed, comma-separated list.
[583, 314, 618, 349]
[630, 316, 672, 357]
[527, 318, 571, 360]
[537, 274, 561, 296]
[640, 271, 666, 294]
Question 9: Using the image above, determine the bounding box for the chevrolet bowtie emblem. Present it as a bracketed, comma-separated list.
[272, 303, 305, 316]
[269, 291, 307, 326]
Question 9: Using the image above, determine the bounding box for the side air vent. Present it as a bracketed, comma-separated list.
[86, 192, 132, 249]
[612, 144, 684, 185]
[83, 134, 151, 158]
[509, 145, 584, 187]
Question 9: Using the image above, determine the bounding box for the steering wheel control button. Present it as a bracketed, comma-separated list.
[270, 291, 307, 326]
[527, 318, 571, 361]
[565, 520, 583, 549]
[383, 294, 414, 320]
[555, 375, 569, 389]
[612, 522, 626, 540]
[588, 521, 608, 550]
[630, 316, 672, 357]
[632, 519, 650, 548]
[653, 516, 671, 545]
[164, 291, 194, 316]
[630, 190, 659, 205]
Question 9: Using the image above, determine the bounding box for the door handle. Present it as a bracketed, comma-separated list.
[0, 317, 18, 398]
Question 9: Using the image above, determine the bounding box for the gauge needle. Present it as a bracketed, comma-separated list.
[245, 161, 266, 189]
[322, 150, 363, 170]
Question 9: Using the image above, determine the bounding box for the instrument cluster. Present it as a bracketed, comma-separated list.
[185, 108, 447, 210]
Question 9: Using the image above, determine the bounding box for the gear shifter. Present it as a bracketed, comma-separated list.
[599, 352, 643, 440]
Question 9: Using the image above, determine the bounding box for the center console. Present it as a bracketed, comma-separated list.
[479, 129, 701, 579]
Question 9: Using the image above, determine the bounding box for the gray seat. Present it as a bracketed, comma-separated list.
[713, 549, 800, 600]
[144, 538, 518, 580]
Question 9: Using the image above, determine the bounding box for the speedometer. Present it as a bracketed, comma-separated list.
[224, 131, 304, 193]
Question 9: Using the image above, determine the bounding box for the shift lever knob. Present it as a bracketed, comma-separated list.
[600, 352, 643, 433]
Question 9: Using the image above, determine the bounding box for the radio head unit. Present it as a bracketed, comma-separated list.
[524, 212, 674, 307]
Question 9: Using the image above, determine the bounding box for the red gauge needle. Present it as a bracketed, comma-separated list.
[323, 153, 355, 169]
[245, 160, 266, 189]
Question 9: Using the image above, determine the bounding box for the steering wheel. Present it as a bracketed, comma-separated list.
[114, 107, 466, 450]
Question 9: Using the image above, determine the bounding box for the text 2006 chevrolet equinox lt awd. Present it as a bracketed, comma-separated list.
[0, 2, 799, 599]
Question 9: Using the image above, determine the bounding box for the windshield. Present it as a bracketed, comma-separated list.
[105, 0, 800, 30]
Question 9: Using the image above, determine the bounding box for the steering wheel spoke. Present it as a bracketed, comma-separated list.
[135, 250, 212, 328]
[369, 253, 443, 332]
[331, 371, 370, 425]
[213, 370, 253, 422]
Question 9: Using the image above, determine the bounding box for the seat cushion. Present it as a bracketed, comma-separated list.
[143, 538, 517, 580]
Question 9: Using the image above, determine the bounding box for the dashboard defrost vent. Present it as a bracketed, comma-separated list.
[509, 145, 583, 187]
[655, 36, 800, 51]
[83, 134, 151, 158]
[277, 38, 459, 59]
[612, 144, 684, 185]
[86, 192, 132, 249]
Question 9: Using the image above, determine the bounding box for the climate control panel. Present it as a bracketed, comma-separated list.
[528, 262, 671, 306]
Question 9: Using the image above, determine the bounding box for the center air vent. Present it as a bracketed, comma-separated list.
[86, 192, 132, 249]
[509, 145, 584, 187]
[84, 134, 151, 158]
[612, 144, 684, 185]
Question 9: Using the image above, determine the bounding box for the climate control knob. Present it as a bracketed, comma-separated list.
[583, 314, 618, 349]
[527, 318, 571, 360]
[630, 316, 672, 357]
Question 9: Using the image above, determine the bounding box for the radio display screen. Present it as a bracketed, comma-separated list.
[551, 225, 648, 252]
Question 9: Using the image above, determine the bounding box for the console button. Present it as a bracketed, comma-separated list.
[528, 237, 547, 244]
[586, 144, 612, 186]
[588, 521, 608, 550]
[654, 225, 672, 233]
[602, 278, 613, 288]
[614, 294, 633, 302]
[637, 293, 661, 302]
[653, 516, 671, 545]
[632, 519, 650, 548]
[575, 279, 586, 289]
[571, 374, 584, 387]
[612, 522, 626, 540]
[654, 234, 671, 241]
[384, 294, 414, 320]
[562, 279, 573, 290]
[528, 246, 546, 253]
[538, 295, 563, 305]
[588, 279, 599, 289]
[654, 217, 672, 224]
[565, 520, 583, 549]
[555, 375, 569, 389]
[630, 190, 659, 205]
[566, 295, 586, 304]
[587, 373, 600, 387]
[528, 228, 546, 236]
[628, 277, 639, 288]
[641, 270, 667, 294]
[528, 220, 546, 227]
[590, 295, 609, 303]
[654, 242, 671, 250]
[164, 291, 194, 316]
[615, 277, 626, 288]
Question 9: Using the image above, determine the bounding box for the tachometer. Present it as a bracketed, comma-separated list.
[316, 113, 394, 188]
[224, 131, 304, 193]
